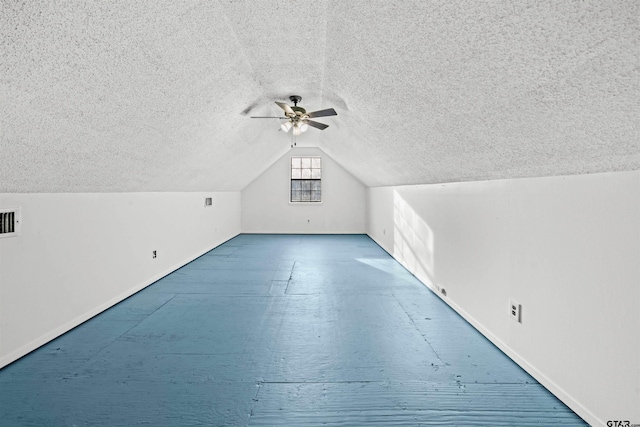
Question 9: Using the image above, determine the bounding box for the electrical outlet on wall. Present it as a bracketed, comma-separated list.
[509, 299, 522, 323]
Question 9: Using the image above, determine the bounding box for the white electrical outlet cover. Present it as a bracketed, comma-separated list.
[509, 299, 521, 323]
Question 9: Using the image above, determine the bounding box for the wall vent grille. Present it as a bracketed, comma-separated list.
[0, 208, 20, 238]
[204, 197, 212, 207]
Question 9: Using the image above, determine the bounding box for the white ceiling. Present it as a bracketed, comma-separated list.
[1, 0, 638, 192]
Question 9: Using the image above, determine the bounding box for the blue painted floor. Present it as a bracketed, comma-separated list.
[0, 234, 587, 426]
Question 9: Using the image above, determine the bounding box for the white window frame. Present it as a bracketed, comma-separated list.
[289, 156, 322, 204]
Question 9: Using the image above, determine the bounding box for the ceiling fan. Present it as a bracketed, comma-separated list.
[250, 95, 337, 136]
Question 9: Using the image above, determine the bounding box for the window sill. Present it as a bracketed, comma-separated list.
[289, 201, 323, 205]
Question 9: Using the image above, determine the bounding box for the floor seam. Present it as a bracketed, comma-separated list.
[393, 293, 444, 363]
[245, 381, 262, 427]
[257, 380, 379, 385]
[78, 294, 179, 369]
[284, 261, 296, 295]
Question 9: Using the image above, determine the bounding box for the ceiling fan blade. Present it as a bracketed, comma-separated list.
[275, 101, 296, 116]
[305, 119, 329, 130]
[250, 116, 287, 119]
[307, 108, 337, 118]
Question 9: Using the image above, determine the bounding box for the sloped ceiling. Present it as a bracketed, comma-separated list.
[1, 0, 638, 192]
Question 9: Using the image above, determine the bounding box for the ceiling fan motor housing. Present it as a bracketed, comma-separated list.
[289, 96, 306, 117]
[291, 106, 307, 115]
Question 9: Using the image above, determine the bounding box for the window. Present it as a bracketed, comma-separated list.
[291, 156, 321, 202]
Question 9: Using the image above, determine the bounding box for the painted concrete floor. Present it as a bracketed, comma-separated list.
[0, 234, 587, 426]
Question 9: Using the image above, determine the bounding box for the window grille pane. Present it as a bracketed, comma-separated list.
[290, 157, 321, 203]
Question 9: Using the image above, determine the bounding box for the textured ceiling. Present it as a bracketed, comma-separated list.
[1, 0, 638, 192]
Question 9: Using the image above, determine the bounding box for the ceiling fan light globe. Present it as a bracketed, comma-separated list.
[292, 124, 302, 136]
[280, 121, 293, 133]
[299, 122, 309, 133]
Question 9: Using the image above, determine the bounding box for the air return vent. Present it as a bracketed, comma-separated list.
[0, 208, 20, 238]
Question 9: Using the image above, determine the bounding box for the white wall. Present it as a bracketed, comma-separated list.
[242, 147, 366, 234]
[0, 191, 241, 368]
[367, 171, 640, 427]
